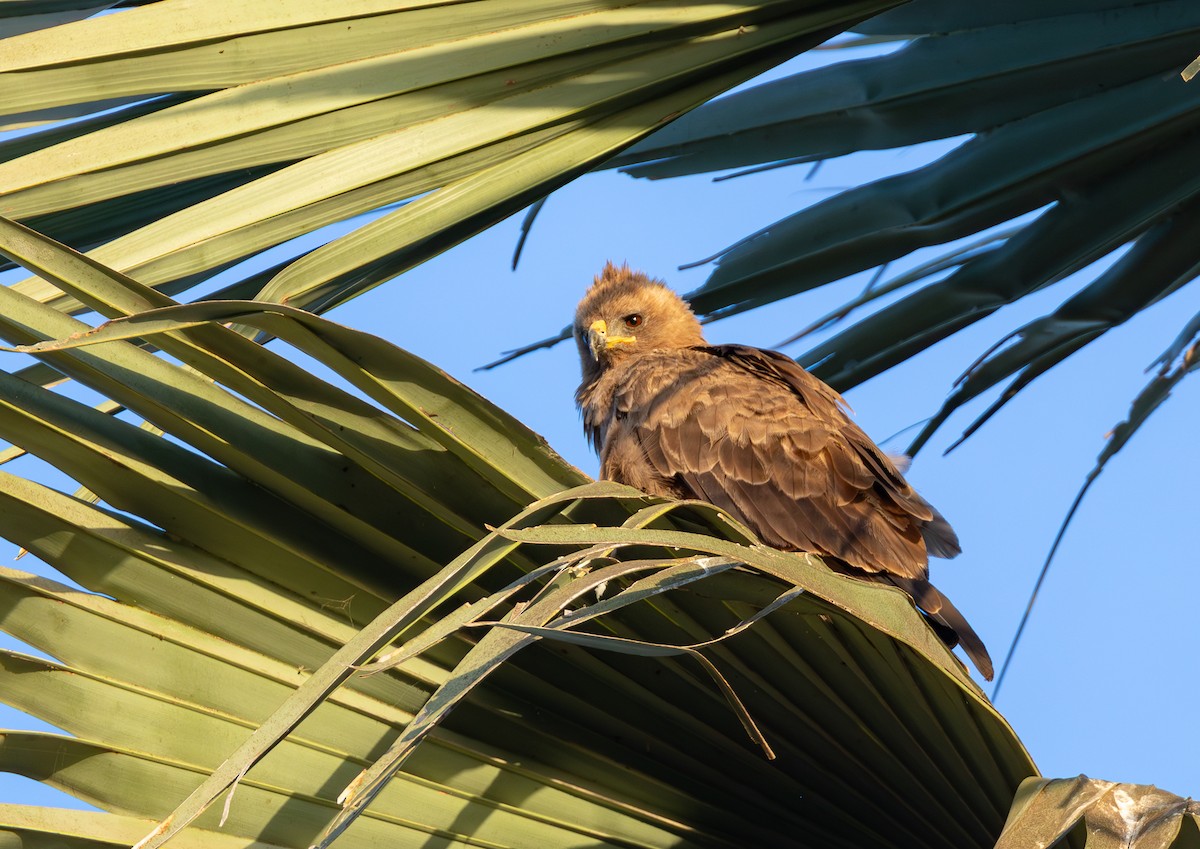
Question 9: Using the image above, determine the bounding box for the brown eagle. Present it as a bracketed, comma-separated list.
[574, 262, 992, 680]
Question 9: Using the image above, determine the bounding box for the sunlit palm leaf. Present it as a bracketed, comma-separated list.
[0, 218, 1031, 848]
[0, 0, 896, 317]
[0, 803, 293, 849]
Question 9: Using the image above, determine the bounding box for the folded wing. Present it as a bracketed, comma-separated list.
[629, 345, 955, 580]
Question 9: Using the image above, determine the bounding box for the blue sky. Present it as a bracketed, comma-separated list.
[0, 39, 1197, 819]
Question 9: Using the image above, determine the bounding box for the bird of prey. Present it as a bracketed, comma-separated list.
[574, 262, 992, 680]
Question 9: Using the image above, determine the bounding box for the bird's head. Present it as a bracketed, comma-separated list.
[574, 262, 706, 380]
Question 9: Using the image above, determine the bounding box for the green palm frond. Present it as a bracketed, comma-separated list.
[0, 217, 1032, 848]
[0, 0, 896, 318]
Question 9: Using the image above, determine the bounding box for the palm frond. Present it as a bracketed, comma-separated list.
[0, 0, 897, 316]
[0, 217, 1030, 848]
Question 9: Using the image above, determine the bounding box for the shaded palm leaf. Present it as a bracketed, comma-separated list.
[611, 0, 1200, 447]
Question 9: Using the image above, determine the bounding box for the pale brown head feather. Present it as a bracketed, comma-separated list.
[574, 262, 706, 387]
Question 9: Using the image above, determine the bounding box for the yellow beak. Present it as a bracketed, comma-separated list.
[587, 319, 636, 360]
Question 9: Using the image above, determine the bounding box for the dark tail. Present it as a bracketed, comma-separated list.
[888, 576, 994, 681]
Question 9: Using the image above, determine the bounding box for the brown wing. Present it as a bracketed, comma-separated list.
[626, 345, 957, 580]
[599, 344, 990, 679]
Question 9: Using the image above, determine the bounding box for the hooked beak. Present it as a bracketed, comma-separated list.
[587, 319, 636, 360]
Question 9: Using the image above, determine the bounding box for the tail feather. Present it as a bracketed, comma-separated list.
[921, 505, 962, 560]
[887, 575, 993, 681]
[822, 558, 992, 681]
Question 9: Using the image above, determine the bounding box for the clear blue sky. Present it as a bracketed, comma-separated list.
[0, 43, 1196, 816]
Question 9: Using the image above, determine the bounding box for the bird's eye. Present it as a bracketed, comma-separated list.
[624, 313, 643, 328]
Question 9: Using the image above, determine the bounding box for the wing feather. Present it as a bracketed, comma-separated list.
[627, 345, 948, 580]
